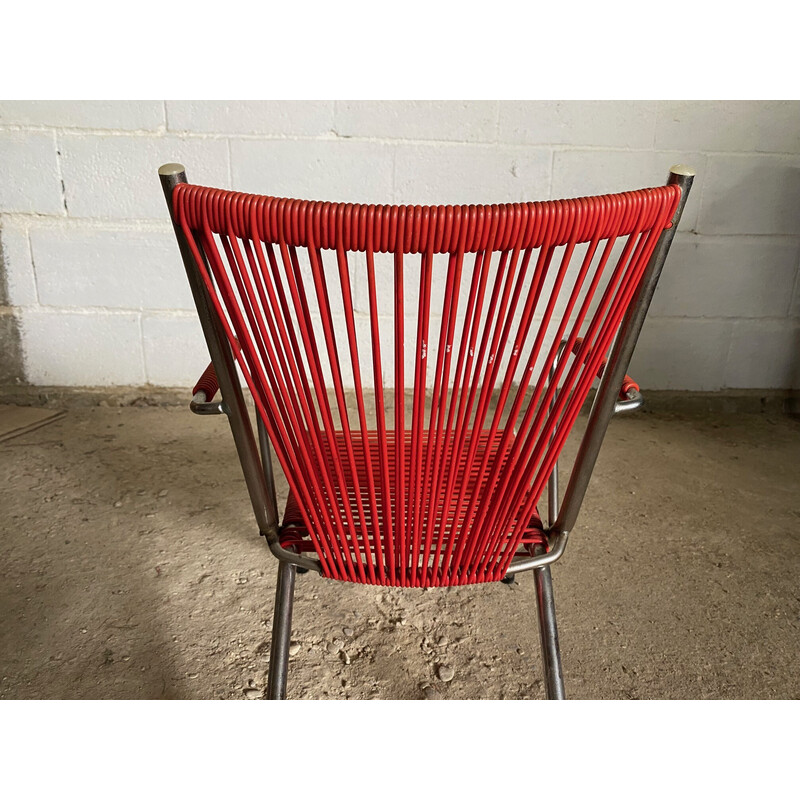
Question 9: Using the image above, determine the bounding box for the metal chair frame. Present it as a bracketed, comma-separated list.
[159, 163, 694, 700]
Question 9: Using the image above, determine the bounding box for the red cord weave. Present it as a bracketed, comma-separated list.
[174, 183, 680, 586]
[280, 430, 548, 557]
[192, 361, 219, 400]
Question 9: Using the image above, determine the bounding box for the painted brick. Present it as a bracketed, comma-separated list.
[230, 138, 394, 203]
[0, 130, 63, 215]
[4, 100, 800, 392]
[498, 101, 656, 149]
[0, 101, 164, 131]
[552, 149, 705, 231]
[628, 318, 733, 391]
[655, 101, 800, 155]
[0, 217, 37, 306]
[29, 227, 193, 310]
[335, 101, 497, 142]
[725, 320, 800, 389]
[790, 271, 800, 318]
[58, 134, 229, 219]
[697, 154, 800, 236]
[20, 311, 144, 386]
[394, 143, 551, 205]
[650, 234, 800, 318]
[166, 101, 333, 136]
[142, 314, 208, 386]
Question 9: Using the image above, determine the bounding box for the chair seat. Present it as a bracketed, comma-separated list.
[279, 427, 547, 583]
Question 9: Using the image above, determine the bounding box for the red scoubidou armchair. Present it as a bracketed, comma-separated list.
[159, 162, 694, 699]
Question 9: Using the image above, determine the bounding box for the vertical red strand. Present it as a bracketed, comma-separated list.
[334, 241, 382, 583]
[393, 212, 407, 582]
[364, 238, 396, 583]
[409, 240, 434, 586]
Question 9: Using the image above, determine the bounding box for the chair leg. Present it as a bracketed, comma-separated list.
[533, 563, 566, 699]
[267, 560, 297, 700]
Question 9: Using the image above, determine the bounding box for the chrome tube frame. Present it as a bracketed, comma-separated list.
[159, 164, 320, 574]
[547, 340, 566, 529]
[555, 166, 694, 537]
[533, 548, 565, 700]
[507, 165, 694, 575]
[256, 413, 279, 527]
[267, 560, 297, 700]
[537, 351, 566, 699]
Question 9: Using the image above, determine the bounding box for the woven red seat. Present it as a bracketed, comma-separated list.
[279, 428, 546, 585]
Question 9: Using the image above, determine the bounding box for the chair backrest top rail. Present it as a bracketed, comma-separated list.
[173, 183, 681, 254]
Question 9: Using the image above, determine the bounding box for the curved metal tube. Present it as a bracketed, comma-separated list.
[614, 388, 643, 414]
[190, 391, 227, 416]
[267, 539, 323, 573]
[505, 530, 570, 574]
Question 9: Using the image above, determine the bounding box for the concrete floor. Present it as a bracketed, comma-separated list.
[1, 403, 798, 700]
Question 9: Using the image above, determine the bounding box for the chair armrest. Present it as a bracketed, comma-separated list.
[190, 362, 226, 415]
[614, 387, 643, 413]
[569, 337, 642, 408]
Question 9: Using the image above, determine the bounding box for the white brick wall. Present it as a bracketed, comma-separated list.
[0, 101, 165, 132]
[337, 100, 497, 142]
[20, 310, 144, 386]
[1, 100, 799, 390]
[498, 101, 658, 149]
[30, 226, 194, 310]
[0, 218, 37, 306]
[59, 134, 230, 219]
[166, 101, 334, 137]
[141, 314, 207, 386]
[230, 138, 393, 202]
[394, 144, 551, 204]
[0, 131, 64, 215]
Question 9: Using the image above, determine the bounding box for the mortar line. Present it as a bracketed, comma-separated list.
[17, 305, 199, 316]
[53, 131, 69, 217]
[3, 123, 800, 157]
[8, 121, 800, 161]
[26, 225, 42, 308]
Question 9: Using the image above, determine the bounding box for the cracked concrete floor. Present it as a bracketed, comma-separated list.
[1, 404, 798, 700]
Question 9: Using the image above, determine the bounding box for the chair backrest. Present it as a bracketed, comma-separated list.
[172, 183, 681, 587]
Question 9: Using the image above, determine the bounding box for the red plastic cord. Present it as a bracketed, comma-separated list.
[174, 183, 680, 586]
[192, 361, 219, 401]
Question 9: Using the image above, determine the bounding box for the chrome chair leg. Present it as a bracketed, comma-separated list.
[534, 563, 566, 700]
[267, 560, 297, 700]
